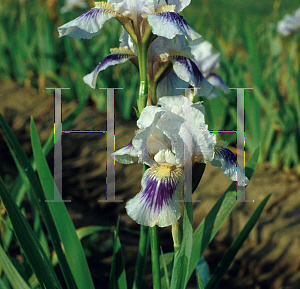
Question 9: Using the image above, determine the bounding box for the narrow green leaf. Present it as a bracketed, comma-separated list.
[159, 252, 173, 289]
[0, 177, 60, 289]
[0, 244, 31, 289]
[170, 201, 193, 289]
[109, 219, 127, 289]
[205, 193, 272, 289]
[133, 225, 150, 289]
[30, 117, 95, 289]
[188, 146, 259, 280]
[0, 113, 76, 289]
[52, 226, 115, 266]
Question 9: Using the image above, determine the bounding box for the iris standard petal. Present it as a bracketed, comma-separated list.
[126, 165, 184, 227]
[211, 146, 249, 186]
[58, 3, 119, 39]
[83, 51, 135, 88]
[146, 12, 203, 45]
[110, 0, 155, 17]
[172, 56, 214, 97]
[112, 140, 139, 164]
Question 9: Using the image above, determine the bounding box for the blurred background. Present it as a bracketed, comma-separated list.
[1, 0, 300, 288]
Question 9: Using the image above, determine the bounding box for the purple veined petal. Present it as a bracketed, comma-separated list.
[211, 146, 249, 186]
[156, 70, 189, 99]
[58, 4, 119, 39]
[83, 52, 135, 88]
[126, 165, 184, 227]
[207, 73, 231, 94]
[112, 140, 139, 164]
[146, 12, 203, 45]
[172, 56, 214, 98]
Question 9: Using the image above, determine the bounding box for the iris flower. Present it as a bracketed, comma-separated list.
[57, 0, 202, 45]
[154, 37, 230, 98]
[277, 7, 300, 36]
[113, 96, 249, 227]
[83, 31, 214, 98]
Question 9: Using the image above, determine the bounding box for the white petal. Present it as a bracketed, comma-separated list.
[110, 0, 154, 16]
[137, 106, 165, 129]
[211, 146, 249, 186]
[83, 53, 134, 88]
[58, 7, 118, 39]
[172, 56, 214, 97]
[112, 140, 139, 164]
[119, 28, 138, 55]
[126, 166, 184, 227]
[146, 12, 203, 45]
[156, 70, 189, 99]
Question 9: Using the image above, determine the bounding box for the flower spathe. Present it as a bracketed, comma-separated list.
[113, 96, 249, 227]
[57, 0, 203, 45]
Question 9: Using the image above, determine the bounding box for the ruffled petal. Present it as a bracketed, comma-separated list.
[83, 52, 135, 88]
[157, 96, 216, 164]
[58, 4, 119, 39]
[146, 12, 203, 45]
[126, 165, 184, 227]
[172, 56, 214, 97]
[112, 140, 139, 164]
[211, 146, 249, 186]
[133, 108, 166, 166]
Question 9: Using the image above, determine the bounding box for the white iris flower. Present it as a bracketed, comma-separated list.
[277, 7, 300, 36]
[58, 0, 202, 45]
[113, 96, 249, 227]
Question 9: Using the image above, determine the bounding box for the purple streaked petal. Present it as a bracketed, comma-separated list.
[211, 146, 249, 186]
[146, 12, 202, 45]
[58, 7, 118, 39]
[172, 56, 214, 97]
[126, 166, 184, 227]
[112, 140, 139, 164]
[83, 53, 134, 88]
[207, 73, 231, 94]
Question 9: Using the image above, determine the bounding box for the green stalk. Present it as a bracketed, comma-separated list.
[132, 225, 150, 289]
[150, 226, 161, 289]
[137, 41, 149, 114]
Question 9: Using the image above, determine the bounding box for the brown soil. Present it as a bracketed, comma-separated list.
[1, 80, 300, 289]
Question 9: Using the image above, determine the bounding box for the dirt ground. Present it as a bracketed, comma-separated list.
[1, 80, 300, 289]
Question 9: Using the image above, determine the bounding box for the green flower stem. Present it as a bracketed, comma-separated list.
[137, 42, 148, 114]
[150, 226, 161, 289]
[132, 225, 150, 289]
[136, 28, 152, 113]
